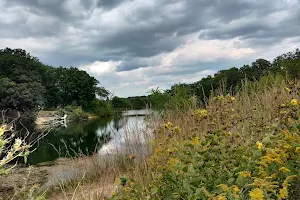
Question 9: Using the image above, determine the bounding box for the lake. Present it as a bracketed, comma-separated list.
[27, 109, 153, 165]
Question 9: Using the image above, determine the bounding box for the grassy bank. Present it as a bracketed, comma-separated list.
[3, 75, 300, 200]
[110, 76, 300, 200]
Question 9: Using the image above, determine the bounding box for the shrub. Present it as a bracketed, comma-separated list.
[62, 105, 89, 121]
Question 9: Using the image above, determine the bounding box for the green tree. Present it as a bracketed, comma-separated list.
[0, 78, 45, 111]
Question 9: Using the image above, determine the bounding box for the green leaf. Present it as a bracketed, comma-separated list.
[236, 175, 248, 187]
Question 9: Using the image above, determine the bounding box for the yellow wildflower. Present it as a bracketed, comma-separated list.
[295, 147, 300, 154]
[172, 126, 181, 133]
[249, 188, 264, 200]
[216, 195, 226, 200]
[218, 95, 224, 100]
[256, 141, 263, 150]
[233, 186, 240, 193]
[239, 171, 251, 178]
[123, 186, 132, 192]
[279, 187, 288, 199]
[191, 136, 200, 145]
[279, 167, 290, 173]
[33, 183, 40, 189]
[164, 122, 173, 129]
[290, 99, 298, 106]
[195, 109, 208, 117]
[231, 97, 236, 101]
[285, 87, 291, 93]
[217, 184, 230, 192]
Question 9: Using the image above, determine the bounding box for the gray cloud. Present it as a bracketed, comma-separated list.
[96, 0, 126, 10]
[1, 0, 300, 96]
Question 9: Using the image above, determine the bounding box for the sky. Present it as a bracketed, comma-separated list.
[0, 0, 300, 97]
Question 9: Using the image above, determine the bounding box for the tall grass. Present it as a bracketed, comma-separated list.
[45, 112, 159, 200]
[111, 75, 300, 200]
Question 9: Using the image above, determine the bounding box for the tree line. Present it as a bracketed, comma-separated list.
[1, 47, 299, 114]
[112, 49, 300, 110]
[0, 48, 112, 117]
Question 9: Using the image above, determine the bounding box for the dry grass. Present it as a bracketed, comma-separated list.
[45, 114, 160, 200]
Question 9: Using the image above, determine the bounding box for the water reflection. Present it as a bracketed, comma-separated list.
[28, 110, 150, 165]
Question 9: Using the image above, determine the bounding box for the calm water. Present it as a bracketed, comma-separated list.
[27, 110, 152, 165]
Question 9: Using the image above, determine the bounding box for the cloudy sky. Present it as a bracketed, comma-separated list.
[1, 0, 300, 97]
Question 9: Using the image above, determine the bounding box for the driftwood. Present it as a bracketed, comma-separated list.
[36, 112, 67, 130]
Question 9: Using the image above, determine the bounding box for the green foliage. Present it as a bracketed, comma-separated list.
[0, 78, 45, 112]
[0, 48, 112, 118]
[62, 105, 89, 121]
[111, 96, 132, 110]
[148, 88, 170, 111]
[44, 67, 98, 108]
[87, 98, 113, 117]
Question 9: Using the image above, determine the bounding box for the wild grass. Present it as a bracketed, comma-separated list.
[111, 75, 300, 200]
[44, 113, 159, 200]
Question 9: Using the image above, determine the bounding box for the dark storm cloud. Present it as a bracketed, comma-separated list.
[4, 0, 72, 21]
[1, 0, 299, 73]
[96, 0, 126, 10]
[199, 1, 300, 44]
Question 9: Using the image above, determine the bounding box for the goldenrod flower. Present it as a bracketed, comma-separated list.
[291, 99, 298, 106]
[249, 188, 264, 200]
[239, 171, 251, 178]
[279, 167, 290, 173]
[279, 187, 288, 199]
[256, 141, 263, 150]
